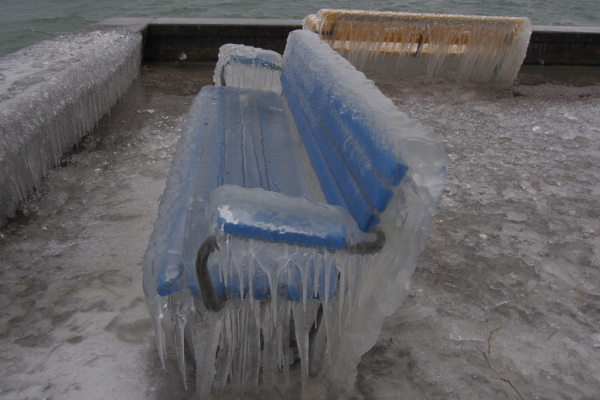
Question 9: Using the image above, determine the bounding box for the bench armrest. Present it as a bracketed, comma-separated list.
[199, 185, 385, 311]
[207, 185, 374, 250]
[213, 44, 283, 94]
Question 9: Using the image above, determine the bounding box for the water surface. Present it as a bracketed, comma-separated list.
[1, 0, 599, 58]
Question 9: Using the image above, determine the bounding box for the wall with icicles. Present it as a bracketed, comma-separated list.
[0, 30, 142, 224]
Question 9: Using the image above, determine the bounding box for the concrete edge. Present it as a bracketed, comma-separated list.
[92, 17, 158, 32]
[532, 25, 600, 33]
[93, 18, 600, 64]
[150, 17, 302, 26]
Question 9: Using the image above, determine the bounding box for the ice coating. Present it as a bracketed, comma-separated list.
[143, 84, 322, 299]
[282, 30, 447, 209]
[144, 30, 449, 397]
[214, 44, 283, 94]
[208, 235, 341, 304]
[0, 30, 142, 224]
[207, 185, 371, 249]
[304, 9, 532, 86]
[169, 247, 363, 397]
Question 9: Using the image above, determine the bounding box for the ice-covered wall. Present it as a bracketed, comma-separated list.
[0, 30, 142, 225]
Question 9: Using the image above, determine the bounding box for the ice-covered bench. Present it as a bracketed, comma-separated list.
[143, 29, 448, 398]
[304, 9, 531, 86]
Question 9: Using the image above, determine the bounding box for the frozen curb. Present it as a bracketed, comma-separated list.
[97, 18, 600, 65]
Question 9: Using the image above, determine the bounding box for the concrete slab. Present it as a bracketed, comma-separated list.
[533, 25, 600, 33]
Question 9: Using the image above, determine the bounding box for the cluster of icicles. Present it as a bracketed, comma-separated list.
[153, 235, 365, 399]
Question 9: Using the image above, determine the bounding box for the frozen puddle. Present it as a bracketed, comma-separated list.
[1, 62, 600, 399]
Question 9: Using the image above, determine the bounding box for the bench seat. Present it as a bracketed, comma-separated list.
[147, 85, 320, 298]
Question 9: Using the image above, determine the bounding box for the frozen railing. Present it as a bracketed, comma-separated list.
[0, 30, 142, 224]
[304, 9, 532, 85]
[144, 30, 448, 398]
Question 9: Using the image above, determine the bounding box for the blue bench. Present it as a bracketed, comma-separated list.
[143, 30, 448, 396]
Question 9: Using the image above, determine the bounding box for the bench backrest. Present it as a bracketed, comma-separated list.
[281, 30, 408, 232]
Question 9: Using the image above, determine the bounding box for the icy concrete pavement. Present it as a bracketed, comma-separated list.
[0, 62, 215, 400]
[361, 66, 600, 400]
[0, 61, 599, 399]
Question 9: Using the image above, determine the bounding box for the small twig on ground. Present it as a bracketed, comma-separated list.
[547, 328, 559, 340]
[527, 177, 541, 189]
[487, 326, 503, 356]
[478, 347, 524, 400]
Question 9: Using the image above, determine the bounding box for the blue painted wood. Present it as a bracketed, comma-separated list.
[281, 32, 408, 231]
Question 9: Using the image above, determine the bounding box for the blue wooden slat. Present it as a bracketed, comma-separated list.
[157, 86, 228, 296]
[282, 73, 377, 230]
[282, 33, 408, 186]
[281, 75, 353, 217]
[281, 65, 394, 213]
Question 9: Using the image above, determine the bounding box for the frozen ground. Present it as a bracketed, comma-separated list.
[0, 62, 599, 399]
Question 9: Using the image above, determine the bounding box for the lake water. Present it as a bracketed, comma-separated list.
[1, 0, 600, 58]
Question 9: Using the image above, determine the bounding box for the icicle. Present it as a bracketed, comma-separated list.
[335, 252, 347, 337]
[260, 301, 277, 385]
[230, 237, 246, 298]
[150, 296, 167, 369]
[248, 251, 256, 309]
[243, 301, 262, 392]
[291, 302, 310, 388]
[322, 253, 334, 365]
[172, 305, 188, 390]
[212, 314, 232, 395]
[193, 310, 223, 400]
[313, 252, 321, 298]
[291, 253, 310, 312]
[279, 302, 291, 382]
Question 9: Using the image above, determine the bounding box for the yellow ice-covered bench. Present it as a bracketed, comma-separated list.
[304, 9, 532, 85]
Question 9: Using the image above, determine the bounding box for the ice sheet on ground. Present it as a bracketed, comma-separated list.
[1, 61, 599, 400]
[0, 30, 142, 225]
[214, 44, 283, 94]
[359, 68, 600, 400]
